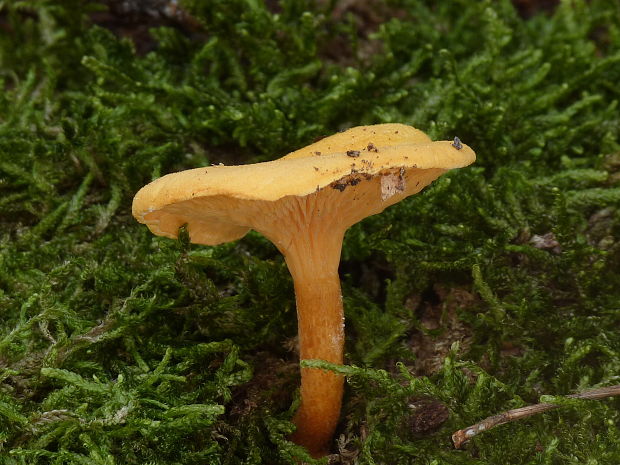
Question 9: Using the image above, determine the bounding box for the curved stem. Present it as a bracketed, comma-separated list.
[280, 228, 345, 457]
[289, 270, 344, 456]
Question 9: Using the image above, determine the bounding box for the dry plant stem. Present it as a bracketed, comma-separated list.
[275, 226, 346, 457]
[452, 384, 620, 449]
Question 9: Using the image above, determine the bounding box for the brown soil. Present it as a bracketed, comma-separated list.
[407, 284, 477, 376]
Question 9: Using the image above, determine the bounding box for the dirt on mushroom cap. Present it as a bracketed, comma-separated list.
[282, 123, 432, 160]
[133, 139, 475, 213]
[132, 124, 475, 246]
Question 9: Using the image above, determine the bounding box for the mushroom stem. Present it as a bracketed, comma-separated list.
[273, 224, 346, 457]
[289, 264, 344, 456]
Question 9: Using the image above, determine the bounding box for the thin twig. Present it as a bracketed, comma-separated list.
[452, 384, 620, 449]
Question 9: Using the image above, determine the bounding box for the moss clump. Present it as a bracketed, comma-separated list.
[1, 0, 619, 463]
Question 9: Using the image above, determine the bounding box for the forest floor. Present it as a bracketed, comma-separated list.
[1, 1, 619, 464]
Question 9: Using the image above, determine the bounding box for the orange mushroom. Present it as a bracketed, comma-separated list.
[132, 124, 475, 457]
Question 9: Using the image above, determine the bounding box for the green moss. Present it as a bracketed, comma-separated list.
[1, 0, 619, 463]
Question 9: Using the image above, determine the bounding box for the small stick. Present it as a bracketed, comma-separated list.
[452, 384, 620, 449]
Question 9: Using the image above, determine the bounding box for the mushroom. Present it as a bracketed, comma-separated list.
[132, 123, 475, 457]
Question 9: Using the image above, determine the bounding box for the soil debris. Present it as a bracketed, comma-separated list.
[331, 174, 364, 192]
[529, 232, 561, 253]
[408, 398, 450, 434]
[408, 285, 476, 376]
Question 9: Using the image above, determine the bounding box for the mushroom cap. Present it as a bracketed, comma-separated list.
[132, 124, 475, 246]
